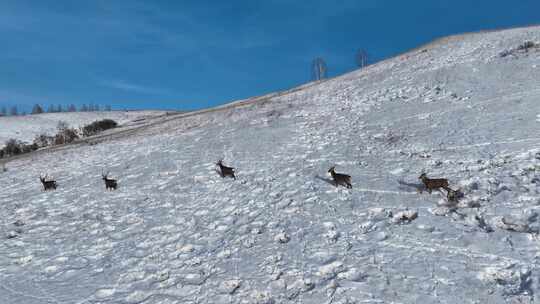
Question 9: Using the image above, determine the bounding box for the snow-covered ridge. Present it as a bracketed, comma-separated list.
[0, 26, 539, 303]
[0, 110, 167, 146]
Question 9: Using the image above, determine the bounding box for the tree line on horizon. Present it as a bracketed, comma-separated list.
[0, 104, 113, 117]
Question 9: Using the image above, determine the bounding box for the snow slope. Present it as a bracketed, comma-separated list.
[0, 111, 167, 146]
[1, 26, 540, 303]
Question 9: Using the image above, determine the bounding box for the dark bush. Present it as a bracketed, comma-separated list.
[3, 139, 22, 156]
[0, 139, 38, 158]
[54, 134, 66, 145]
[21, 143, 38, 154]
[34, 134, 54, 148]
[54, 127, 79, 145]
[517, 41, 536, 51]
[63, 127, 79, 142]
[82, 119, 118, 137]
[500, 41, 538, 58]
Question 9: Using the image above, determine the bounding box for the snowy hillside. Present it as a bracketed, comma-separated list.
[0, 111, 168, 146]
[1, 26, 540, 304]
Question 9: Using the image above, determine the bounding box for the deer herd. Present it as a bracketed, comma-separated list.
[38, 159, 461, 202]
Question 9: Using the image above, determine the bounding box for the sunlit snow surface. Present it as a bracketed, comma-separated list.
[1, 27, 540, 303]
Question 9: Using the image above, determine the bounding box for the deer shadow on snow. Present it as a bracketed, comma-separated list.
[315, 174, 336, 186]
[397, 179, 427, 193]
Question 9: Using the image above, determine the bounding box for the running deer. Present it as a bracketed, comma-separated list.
[216, 159, 236, 180]
[328, 166, 352, 189]
[418, 172, 450, 194]
[102, 171, 118, 190]
[39, 174, 57, 191]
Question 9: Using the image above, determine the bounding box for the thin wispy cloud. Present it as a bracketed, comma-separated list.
[99, 80, 173, 96]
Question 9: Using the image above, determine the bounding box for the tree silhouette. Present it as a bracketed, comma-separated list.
[31, 104, 44, 114]
[356, 49, 368, 68]
[311, 57, 327, 81]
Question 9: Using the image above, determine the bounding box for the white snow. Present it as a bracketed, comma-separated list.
[1, 26, 540, 303]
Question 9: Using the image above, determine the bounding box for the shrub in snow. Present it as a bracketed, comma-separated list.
[499, 49, 512, 58]
[337, 267, 367, 282]
[0, 138, 39, 158]
[34, 133, 54, 148]
[317, 261, 346, 280]
[82, 119, 118, 137]
[54, 127, 79, 145]
[500, 41, 538, 58]
[3, 139, 22, 156]
[22, 143, 39, 153]
[220, 280, 241, 295]
[324, 229, 340, 243]
[53, 121, 80, 145]
[6, 230, 18, 239]
[468, 214, 493, 233]
[250, 291, 274, 304]
[274, 231, 290, 244]
[479, 265, 532, 296]
[391, 210, 418, 224]
[430, 206, 455, 217]
[517, 41, 537, 51]
[495, 216, 530, 233]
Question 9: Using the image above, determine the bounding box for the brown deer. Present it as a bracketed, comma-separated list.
[418, 172, 450, 194]
[328, 166, 352, 189]
[216, 159, 236, 180]
[39, 174, 57, 191]
[102, 171, 118, 190]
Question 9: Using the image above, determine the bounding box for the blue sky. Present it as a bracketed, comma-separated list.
[1, 0, 539, 112]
